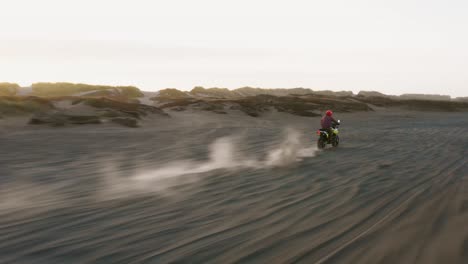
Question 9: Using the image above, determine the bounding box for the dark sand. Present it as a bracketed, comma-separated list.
[0, 110, 467, 264]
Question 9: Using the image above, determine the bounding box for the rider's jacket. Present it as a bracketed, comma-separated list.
[321, 115, 338, 129]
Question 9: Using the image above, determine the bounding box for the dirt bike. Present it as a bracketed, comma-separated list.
[316, 120, 340, 149]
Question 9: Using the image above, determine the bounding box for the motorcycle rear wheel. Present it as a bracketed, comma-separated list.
[317, 138, 326, 149]
[332, 135, 340, 147]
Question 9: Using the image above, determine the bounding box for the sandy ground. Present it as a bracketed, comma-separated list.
[0, 110, 467, 264]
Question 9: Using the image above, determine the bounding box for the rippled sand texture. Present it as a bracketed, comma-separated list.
[0, 111, 467, 264]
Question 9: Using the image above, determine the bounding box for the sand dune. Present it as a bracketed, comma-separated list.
[0, 110, 467, 264]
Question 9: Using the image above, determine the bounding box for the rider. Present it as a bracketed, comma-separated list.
[321, 110, 339, 142]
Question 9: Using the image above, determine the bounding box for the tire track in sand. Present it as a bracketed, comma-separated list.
[309, 158, 467, 264]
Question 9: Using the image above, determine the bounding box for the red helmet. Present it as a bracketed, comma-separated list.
[326, 110, 333, 116]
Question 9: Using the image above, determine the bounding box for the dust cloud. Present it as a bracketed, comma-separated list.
[129, 129, 318, 193]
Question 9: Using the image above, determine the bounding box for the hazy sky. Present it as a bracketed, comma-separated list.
[1, 0, 467, 96]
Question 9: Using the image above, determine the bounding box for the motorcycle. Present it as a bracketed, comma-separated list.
[316, 120, 340, 149]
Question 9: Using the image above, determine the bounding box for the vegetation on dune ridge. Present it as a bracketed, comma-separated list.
[156, 86, 353, 100]
[454, 97, 468, 102]
[156, 86, 459, 102]
[31, 82, 144, 98]
[234, 87, 314, 97]
[399, 94, 451, 101]
[1, 82, 463, 102]
[355, 95, 468, 111]
[156, 94, 373, 117]
[0, 83, 20, 96]
[158, 88, 191, 98]
[0, 95, 168, 128]
[0, 96, 54, 115]
[190, 86, 238, 98]
[0, 83, 466, 122]
[154, 88, 468, 116]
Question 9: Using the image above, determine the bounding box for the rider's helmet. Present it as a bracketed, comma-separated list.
[326, 110, 333, 116]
